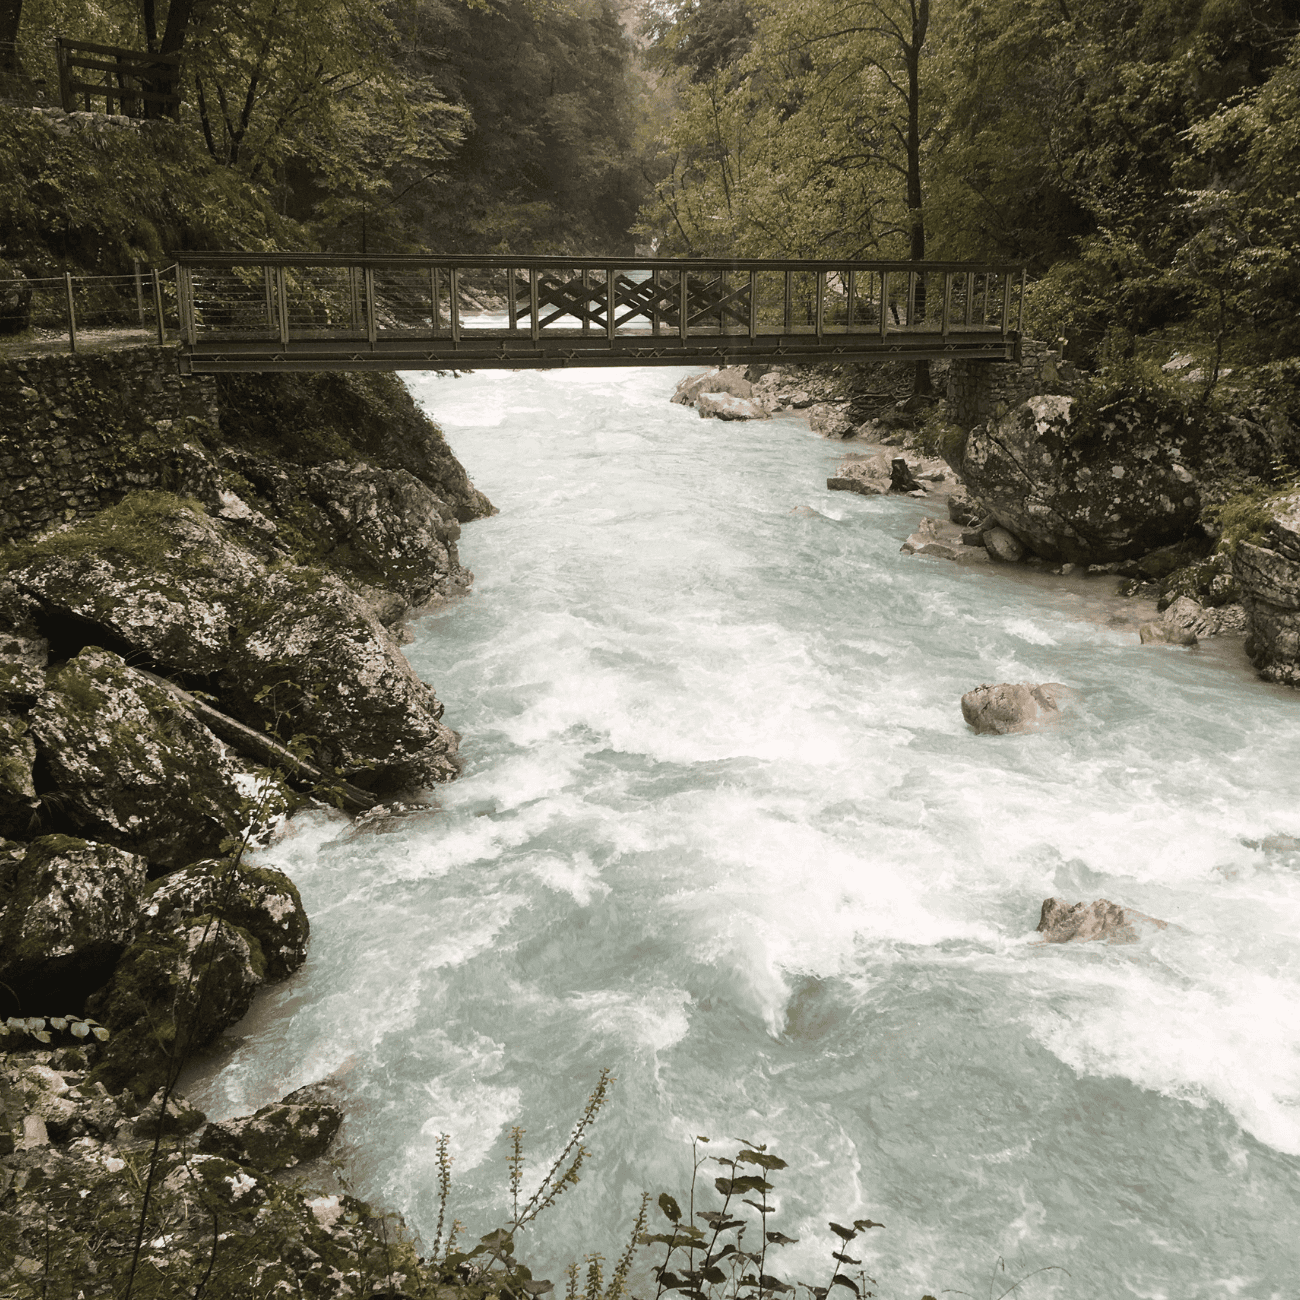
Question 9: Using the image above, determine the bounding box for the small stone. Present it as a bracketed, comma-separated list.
[984, 525, 1026, 563]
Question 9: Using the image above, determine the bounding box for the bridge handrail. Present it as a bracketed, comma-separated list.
[175, 252, 1026, 276]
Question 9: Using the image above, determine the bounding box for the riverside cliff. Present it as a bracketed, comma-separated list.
[0, 348, 492, 1291]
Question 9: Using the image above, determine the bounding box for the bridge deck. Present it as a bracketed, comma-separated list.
[175, 254, 1025, 373]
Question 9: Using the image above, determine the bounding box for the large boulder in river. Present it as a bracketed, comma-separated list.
[954, 394, 1200, 563]
[9, 493, 460, 792]
[1036, 897, 1169, 944]
[0, 836, 147, 1012]
[673, 366, 752, 406]
[87, 858, 309, 1100]
[961, 682, 1072, 735]
[301, 461, 467, 608]
[1231, 488, 1300, 688]
[28, 647, 244, 871]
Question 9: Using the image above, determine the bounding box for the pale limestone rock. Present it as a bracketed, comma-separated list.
[697, 391, 770, 421]
[961, 682, 1072, 735]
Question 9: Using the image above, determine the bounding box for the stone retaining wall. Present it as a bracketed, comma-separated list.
[0, 345, 218, 541]
[947, 339, 1081, 430]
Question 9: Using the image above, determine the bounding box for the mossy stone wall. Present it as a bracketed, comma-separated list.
[0, 345, 218, 541]
[947, 339, 1081, 430]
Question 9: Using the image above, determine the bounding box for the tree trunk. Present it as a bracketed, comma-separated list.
[142, 0, 200, 118]
[1, 0, 24, 75]
[906, 0, 931, 394]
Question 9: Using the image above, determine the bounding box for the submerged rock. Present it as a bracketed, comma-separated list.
[1036, 896, 1169, 944]
[953, 394, 1201, 563]
[961, 682, 1072, 734]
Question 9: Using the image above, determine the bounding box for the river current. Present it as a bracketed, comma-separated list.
[188, 365, 1300, 1299]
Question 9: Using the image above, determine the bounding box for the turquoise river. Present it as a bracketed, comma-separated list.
[188, 364, 1300, 1300]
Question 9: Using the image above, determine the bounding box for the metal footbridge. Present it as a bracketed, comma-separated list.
[174, 253, 1025, 373]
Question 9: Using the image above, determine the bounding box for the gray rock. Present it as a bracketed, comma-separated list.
[1036, 897, 1168, 944]
[808, 403, 855, 439]
[0, 711, 37, 837]
[88, 913, 267, 1102]
[199, 1081, 343, 1170]
[142, 859, 308, 983]
[1139, 620, 1198, 646]
[961, 682, 1072, 735]
[28, 647, 244, 870]
[303, 461, 467, 608]
[0, 581, 47, 705]
[673, 366, 751, 406]
[984, 525, 1026, 563]
[697, 391, 770, 421]
[947, 491, 982, 527]
[0, 836, 147, 1002]
[11, 498, 460, 793]
[954, 394, 1201, 563]
[1231, 489, 1300, 688]
[827, 451, 892, 496]
[132, 1088, 206, 1138]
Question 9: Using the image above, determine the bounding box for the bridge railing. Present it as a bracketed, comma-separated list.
[174, 254, 1026, 369]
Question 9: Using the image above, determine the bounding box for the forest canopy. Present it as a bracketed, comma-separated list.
[1, 0, 650, 261]
[2, 0, 1297, 380]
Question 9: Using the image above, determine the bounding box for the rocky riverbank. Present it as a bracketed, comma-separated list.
[673, 355, 1298, 669]
[1, 351, 492, 1291]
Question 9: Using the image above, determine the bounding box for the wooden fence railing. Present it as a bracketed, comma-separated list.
[55, 37, 180, 118]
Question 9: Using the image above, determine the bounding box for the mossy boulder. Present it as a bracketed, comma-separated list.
[11, 494, 461, 792]
[87, 914, 266, 1101]
[199, 1081, 343, 1170]
[0, 711, 37, 837]
[224, 566, 460, 790]
[214, 370, 494, 523]
[142, 858, 308, 982]
[954, 394, 1201, 563]
[0, 580, 48, 706]
[28, 647, 244, 871]
[1158, 551, 1238, 610]
[0, 836, 147, 1014]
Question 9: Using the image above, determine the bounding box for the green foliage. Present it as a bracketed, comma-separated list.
[1211, 484, 1299, 553]
[0, 105, 307, 276]
[1067, 354, 1200, 452]
[398, 0, 650, 254]
[0, 1014, 108, 1045]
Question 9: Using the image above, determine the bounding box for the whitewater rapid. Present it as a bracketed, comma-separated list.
[188, 365, 1300, 1300]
